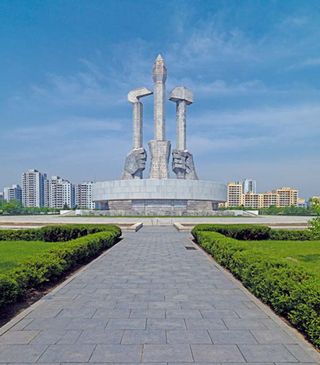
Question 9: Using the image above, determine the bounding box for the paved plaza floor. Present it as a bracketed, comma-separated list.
[0, 227, 319, 364]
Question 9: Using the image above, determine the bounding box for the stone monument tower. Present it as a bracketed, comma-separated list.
[148, 54, 171, 179]
[93, 55, 226, 215]
[122, 54, 198, 180]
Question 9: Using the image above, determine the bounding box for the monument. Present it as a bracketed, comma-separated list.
[93, 55, 226, 215]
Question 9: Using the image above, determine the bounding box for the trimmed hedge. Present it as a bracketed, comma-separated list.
[0, 227, 121, 310]
[0, 224, 121, 242]
[192, 224, 312, 241]
[192, 224, 271, 240]
[192, 227, 320, 348]
[269, 229, 312, 241]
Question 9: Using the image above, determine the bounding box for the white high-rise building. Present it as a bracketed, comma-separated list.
[4, 184, 22, 203]
[21, 169, 47, 207]
[243, 179, 257, 194]
[48, 176, 75, 209]
[75, 182, 95, 209]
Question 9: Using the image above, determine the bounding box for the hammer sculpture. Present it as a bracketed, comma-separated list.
[169, 86, 198, 180]
[128, 88, 153, 149]
[122, 87, 152, 179]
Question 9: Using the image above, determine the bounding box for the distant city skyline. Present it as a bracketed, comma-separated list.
[4, 169, 95, 209]
[1, 1, 319, 197]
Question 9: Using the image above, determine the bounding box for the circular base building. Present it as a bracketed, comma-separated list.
[93, 179, 226, 216]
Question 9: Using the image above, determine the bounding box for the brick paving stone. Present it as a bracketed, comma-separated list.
[0, 226, 318, 364]
[92, 309, 131, 319]
[239, 344, 298, 362]
[223, 318, 268, 330]
[121, 329, 166, 344]
[208, 330, 257, 344]
[0, 344, 47, 362]
[166, 309, 203, 318]
[30, 330, 80, 345]
[106, 318, 146, 330]
[185, 318, 227, 330]
[76, 329, 123, 344]
[147, 318, 186, 330]
[285, 344, 318, 362]
[142, 344, 193, 362]
[200, 309, 239, 319]
[90, 344, 142, 362]
[130, 309, 165, 318]
[0, 331, 39, 345]
[38, 344, 95, 362]
[166, 329, 212, 344]
[191, 344, 246, 362]
[251, 329, 296, 344]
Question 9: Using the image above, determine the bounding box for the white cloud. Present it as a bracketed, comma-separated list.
[185, 103, 320, 158]
[2, 116, 126, 141]
[288, 57, 320, 70]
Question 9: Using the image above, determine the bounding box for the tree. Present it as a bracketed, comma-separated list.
[309, 197, 320, 239]
[2, 200, 23, 215]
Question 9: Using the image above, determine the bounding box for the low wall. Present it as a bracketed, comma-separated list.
[94, 179, 225, 202]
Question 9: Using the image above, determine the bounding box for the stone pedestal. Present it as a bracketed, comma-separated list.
[93, 179, 227, 216]
[148, 140, 171, 179]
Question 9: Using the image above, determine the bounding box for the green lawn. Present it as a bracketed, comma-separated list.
[0, 240, 64, 274]
[243, 240, 320, 278]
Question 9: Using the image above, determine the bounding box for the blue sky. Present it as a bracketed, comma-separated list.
[0, 0, 319, 198]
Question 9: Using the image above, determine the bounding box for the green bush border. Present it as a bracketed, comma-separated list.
[0, 225, 121, 311]
[0, 224, 121, 242]
[193, 224, 312, 241]
[192, 225, 320, 349]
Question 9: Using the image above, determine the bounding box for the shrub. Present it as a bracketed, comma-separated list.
[192, 228, 320, 349]
[192, 224, 271, 240]
[0, 229, 42, 241]
[309, 197, 320, 239]
[270, 229, 312, 241]
[0, 275, 21, 308]
[0, 224, 121, 242]
[192, 224, 312, 241]
[0, 227, 121, 310]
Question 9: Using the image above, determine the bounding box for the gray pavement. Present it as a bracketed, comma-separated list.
[0, 214, 312, 227]
[0, 226, 319, 364]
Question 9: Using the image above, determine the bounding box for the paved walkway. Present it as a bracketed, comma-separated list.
[0, 214, 312, 227]
[0, 227, 319, 364]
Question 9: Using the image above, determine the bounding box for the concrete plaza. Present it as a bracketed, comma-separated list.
[0, 214, 312, 229]
[0, 227, 319, 364]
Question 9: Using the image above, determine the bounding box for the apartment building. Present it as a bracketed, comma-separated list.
[243, 179, 257, 194]
[21, 169, 47, 207]
[243, 192, 261, 209]
[226, 182, 243, 207]
[227, 181, 299, 208]
[261, 192, 279, 208]
[48, 176, 75, 209]
[275, 187, 298, 207]
[75, 182, 95, 209]
[3, 184, 22, 203]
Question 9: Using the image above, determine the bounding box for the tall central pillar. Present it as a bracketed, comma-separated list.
[153, 54, 166, 140]
[148, 54, 171, 179]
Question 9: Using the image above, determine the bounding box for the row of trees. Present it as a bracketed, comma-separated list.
[220, 205, 317, 216]
[259, 205, 316, 216]
[0, 200, 59, 215]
